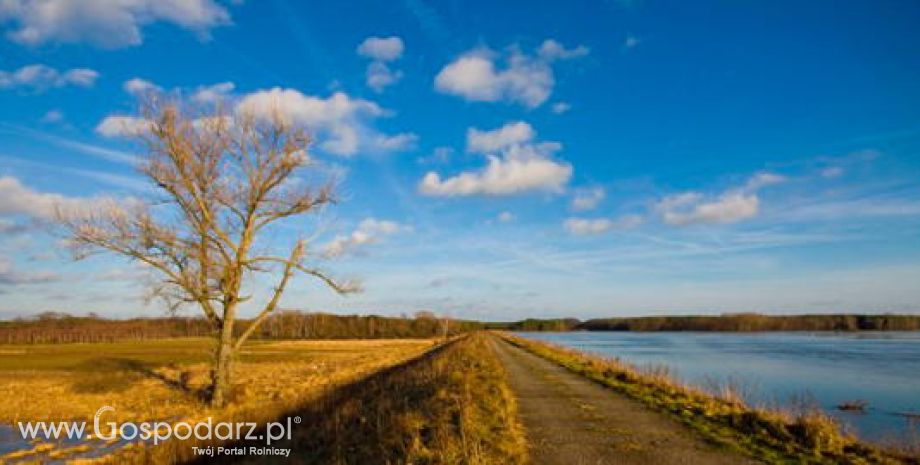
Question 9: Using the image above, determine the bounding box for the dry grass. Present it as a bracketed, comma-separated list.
[221, 332, 528, 465]
[500, 332, 918, 465]
[0, 337, 436, 463]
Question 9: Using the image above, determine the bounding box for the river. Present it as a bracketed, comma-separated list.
[517, 331, 920, 445]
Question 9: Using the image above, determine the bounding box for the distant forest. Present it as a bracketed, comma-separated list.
[0, 311, 481, 344]
[3, 312, 919, 344]
[491, 313, 920, 332]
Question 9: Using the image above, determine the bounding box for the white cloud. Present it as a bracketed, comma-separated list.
[0, 64, 98, 91]
[123, 77, 161, 96]
[419, 153, 571, 197]
[420, 121, 572, 196]
[0, 0, 231, 48]
[357, 36, 404, 61]
[357, 36, 404, 93]
[0, 175, 100, 220]
[551, 102, 571, 114]
[564, 214, 642, 235]
[323, 218, 408, 258]
[571, 186, 605, 211]
[207, 87, 410, 156]
[365, 61, 402, 92]
[99, 87, 415, 155]
[653, 171, 785, 226]
[657, 191, 759, 226]
[237, 88, 380, 156]
[434, 39, 587, 108]
[536, 39, 589, 61]
[466, 121, 534, 153]
[497, 211, 515, 223]
[123, 78, 234, 103]
[744, 171, 786, 191]
[96, 115, 150, 138]
[191, 81, 234, 103]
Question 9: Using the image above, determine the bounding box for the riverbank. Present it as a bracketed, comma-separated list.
[499, 332, 918, 464]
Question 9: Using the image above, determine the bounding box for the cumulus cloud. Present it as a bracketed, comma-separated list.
[323, 218, 408, 258]
[0, 64, 98, 92]
[434, 39, 588, 108]
[419, 157, 571, 197]
[654, 171, 786, 227]
[0, 0, 231, 48]
[357, 36, 404, 92]
[95, 115, 150, 138]
[238, 88, 403, 156]
[357, 36, 404, 61]
[123, 77, 161, 96]
[99, 87, 415, 156]
[571, 186, 605, 211]
[419, 121, 572, 196]
[564, 215, 642, 235]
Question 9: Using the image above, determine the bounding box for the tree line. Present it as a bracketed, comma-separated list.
[490, 313, 920, 332]
[0, 311, 480, 345]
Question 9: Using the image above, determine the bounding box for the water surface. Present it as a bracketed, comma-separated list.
[517, 331, 920, 444]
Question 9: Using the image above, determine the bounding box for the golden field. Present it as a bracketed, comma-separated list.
[0, 337, 438, 463]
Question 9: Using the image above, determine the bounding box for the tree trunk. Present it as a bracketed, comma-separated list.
[211, 317, 235, 407]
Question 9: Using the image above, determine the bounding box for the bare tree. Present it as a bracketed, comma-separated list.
[57, 99, 358, 406]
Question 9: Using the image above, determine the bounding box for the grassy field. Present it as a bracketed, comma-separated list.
[500, 332, 919, 465]
[0, 337, 438, 463]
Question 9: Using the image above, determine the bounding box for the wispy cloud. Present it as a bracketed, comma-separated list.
[0, 64, 98, 92]
[0, 123, 136, 164]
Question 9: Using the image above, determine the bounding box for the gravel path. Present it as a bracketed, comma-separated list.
[491, 336, 761, 465]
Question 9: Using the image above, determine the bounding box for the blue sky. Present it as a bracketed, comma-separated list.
[1, 0, 919, 320]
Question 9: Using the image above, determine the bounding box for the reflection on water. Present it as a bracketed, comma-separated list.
[517, 331, 920, 444]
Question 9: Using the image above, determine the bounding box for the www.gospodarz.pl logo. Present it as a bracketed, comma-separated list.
[17, 405, 301, 446]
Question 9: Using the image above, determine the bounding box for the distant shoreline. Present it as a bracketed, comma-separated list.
[487, 313, 920, 332]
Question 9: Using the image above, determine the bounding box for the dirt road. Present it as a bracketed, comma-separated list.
[491, 337, 761, 465]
